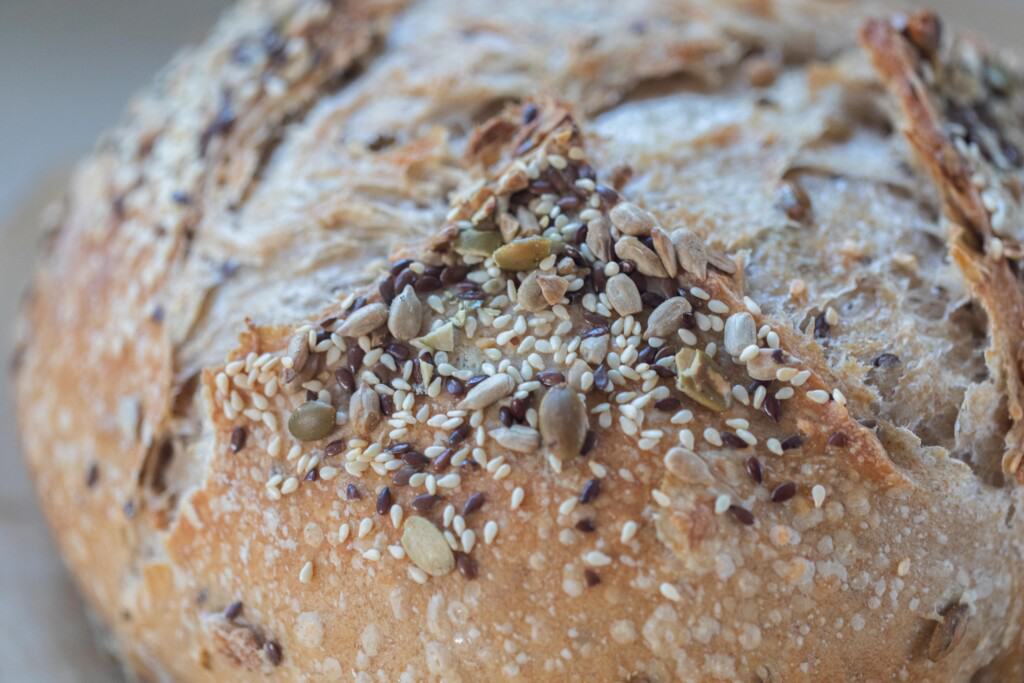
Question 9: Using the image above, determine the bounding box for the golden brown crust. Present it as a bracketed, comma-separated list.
[15, 1, 1024, 681]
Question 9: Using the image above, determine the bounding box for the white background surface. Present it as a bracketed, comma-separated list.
[0, 1, 1019, 680]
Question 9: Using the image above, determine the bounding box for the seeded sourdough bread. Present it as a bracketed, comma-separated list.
[14, 0, 1024, 680]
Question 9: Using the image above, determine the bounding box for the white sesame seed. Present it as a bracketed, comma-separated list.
[832, 388, 847, 406]
[671, 410, 693, 424]
[738, 345, 760, 363]
[390, 504, 404, 528]
[736, 429, 757, 446]
[652, 489, 671, 507]
[558, 497, 578, 516]
[437, 473, 461, 489]
[776, 387, 795, 400]
[358, 517, 374, 538]
[621, 520, 638, 543]
[767, 438, 783, 456]
[776, 367, 798, 382]
[408, 566, 428, 584]
[281, 477, 299, 495]
[704, 428, 723, 447]
[726, 418, 749, 430]
[362, 549, 381, 561]
[690, 286, 710, 300]
[679, 428, 695, 450]
[753, 385, 767, 409]
[679, 329, 698, 346]
[484, 520, 498, 544]
[320, 466, 339, 480]
[767, 331, 780, 348]
[299, 560, 314, 584]
[461, 529, 477, 553]
[897, 558, 911, 577]
[714, 494, 731, 514]
[659, 582, 682, 602]
[743, 296, 762, 315]
[388, 544, 405, 560]
[825, 306, 839, 326]
[708, 299, 729, 314]
[807, 389, 830, 404]
[812, 485, 827, 508]
[584, 551, 612, 567]
[791, 370, 812, 386]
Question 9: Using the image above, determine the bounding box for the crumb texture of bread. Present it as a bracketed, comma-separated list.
[14, 1, 1024, 681]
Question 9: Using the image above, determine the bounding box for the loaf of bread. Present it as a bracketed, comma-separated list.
[15, 1, 1024, 680]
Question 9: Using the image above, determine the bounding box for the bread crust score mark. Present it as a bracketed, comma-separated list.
[862, 11, 1024, 482]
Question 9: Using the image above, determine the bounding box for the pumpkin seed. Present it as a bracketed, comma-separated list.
[723, 312, 757, 357]
[457, 373, 515, 410]
[350, 384, 381, 436]
[493, 237, 551, 271]
[337, 303, 387, 338]
[585, 216, 613, 261]
[537, 274, 569, 305]
[288, 400, 336, 441]
[287, 331, 309, 373]
[605, 273, 642, 316]
[671, 228, 708, 280]
[644, 297, 691, 339]
[388, 285, 423, 341]
[609, 201, 657, 236]
[516, 272, 548, 312]
[707, 249, 736, 275]
[490, 425, 541, 453]
[579, 334, 609, 365]
[651, 227, 678, 278]
[675, 348, 730, 412]
[401, 516, 455, 577]
[454, 228, 503, 257]
[539, 385, 588, 461]
[417, 321, 455, 352]
[614, 236, 667, 277]
[927, 603, 969, 662]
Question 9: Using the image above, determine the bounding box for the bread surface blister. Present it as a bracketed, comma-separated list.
[13, 0, 1024, 681]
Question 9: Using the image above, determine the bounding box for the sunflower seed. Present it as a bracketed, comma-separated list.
[723, 312, 757, 357]
[671, 228, 708, 280]
[287, 331, 309, 373]
[615, 236, 667, 277]
[516, 271, 548, 312]
[350, 384, 381, 436]
[493, 237, 551, 271]
[675, 348, 730, 412]
[457, 373, 514, 410]
[417, 321, 455, 352]
[490, 425, 541, 452]
[580, 334, 609, 365]
[644, 297, 691, 339]
[605, 273, 642, 316]
[609, 202, 657, 236]
[585, 216, 613, 261]
[388, 285, 423, 341]
[401, 516, 455, 577]
[537, 274, 569, 306]
[651, 226, 678, 278]
[337, 303, 387, 337]
[539, 385, 588, 461]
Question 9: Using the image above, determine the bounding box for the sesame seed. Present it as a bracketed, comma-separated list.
[791, 370, 812, 386]
[775, 387, 795, 400]
[299, 560, 314, 584]
[362, 549, 381, 561]
[408, 566, 428, 584]
[652, 489, 671, 507]
[708, 299, 729, 314]
[704, 428, 723, 447]
[659, 583, 682, 602]
[812, 484, 827, 508]
[484, 520, 498, 544]
[714, 494, 731, 514]
[621, 520, 638, 543]
[690, 287, 710, 300]
[897, 558, 911, 577]
[832, 388, 847, 406]
[775, 367, 798, 382]
[281, 477, 299, 495]
[743, 296, 762, 315]
[807, 389, 830, 404]
[736, 429, 757, 446]
[338, 523, 350, 544]
[766, 438, 783, 455]
[358, 517, 374, 538]
[584, 551, 612, 567]
[511, 487, 525, 510]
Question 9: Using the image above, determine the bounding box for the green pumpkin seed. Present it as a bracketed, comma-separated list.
[288, 400, 336, 441]
[493, 237, 551, 271]
[675, 349, 730, 412]
[454, 228, 503, 257]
